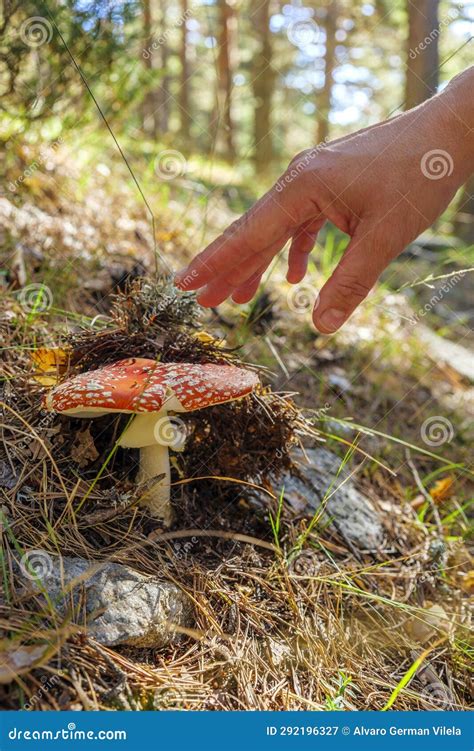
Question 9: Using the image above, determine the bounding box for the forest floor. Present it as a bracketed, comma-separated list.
[0, 141, 473, 711]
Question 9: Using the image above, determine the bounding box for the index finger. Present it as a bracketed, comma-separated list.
[174, 180, 308, 291]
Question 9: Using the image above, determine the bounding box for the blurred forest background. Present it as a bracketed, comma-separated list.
[1, 0, 473, 231]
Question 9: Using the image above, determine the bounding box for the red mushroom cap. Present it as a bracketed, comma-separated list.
[43, 358, 259, 415]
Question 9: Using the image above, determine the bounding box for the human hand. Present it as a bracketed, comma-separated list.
[175, 68, 474, 333]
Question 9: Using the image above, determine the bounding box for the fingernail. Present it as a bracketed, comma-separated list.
[318, 308, 346, 332]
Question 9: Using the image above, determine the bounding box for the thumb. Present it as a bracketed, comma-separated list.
[313, 225, 391, 333]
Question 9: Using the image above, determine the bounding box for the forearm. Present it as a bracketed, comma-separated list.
[422, 67, 474, 181]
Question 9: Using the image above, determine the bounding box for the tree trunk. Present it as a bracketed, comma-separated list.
[216, 0, 236, 162]
[179, 0, 191, 141]
[142, 0, 159, 137]
[405, 0, 440, 109]
[252, 0, 275, 173]
[453, 176, 474, 245]
[142, 0, 169, 137]
[316, 1, 338, 144]
[156, 0, 171, 134]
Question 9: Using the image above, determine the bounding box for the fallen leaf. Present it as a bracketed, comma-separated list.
[70, 427, 99, 468]
[194, 330, 225, 346]
[156, 230, 176, 242]
[460, 570, 474, 595]
[30, 347, 70, 386]
[429, 476, 455, 504]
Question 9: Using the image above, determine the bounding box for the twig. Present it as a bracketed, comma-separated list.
[147, 528, 278, 553]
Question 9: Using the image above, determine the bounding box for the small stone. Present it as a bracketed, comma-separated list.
[21, 556, 192, 647]
[264, 638, 293, 669]
[0, 644, 49, 685]
[406, 603, 451, 644]
[0, 461, 17, 490]
[418, 326, 474, 382]
[328, 372, 352, 393]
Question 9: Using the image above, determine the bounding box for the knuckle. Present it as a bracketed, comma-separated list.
[203, 256, 219, 277]
[283, 154, 313, 184]
[288, 148, 316, 170]
[223, 215, 247, 239]
[334, 274, 372, 302]
[196, 252, 216, 273]
[225, 231, 257, 261]
[221, 217, 256, 257]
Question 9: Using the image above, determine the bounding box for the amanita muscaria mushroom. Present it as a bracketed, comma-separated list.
[43, 358, 259, 524]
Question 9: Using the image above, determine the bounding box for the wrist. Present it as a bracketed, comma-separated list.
[426, 67, 474, 180]
[442, 67, 474, 129]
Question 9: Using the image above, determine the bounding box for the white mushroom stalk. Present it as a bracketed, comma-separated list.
[118, 409, 186, 525]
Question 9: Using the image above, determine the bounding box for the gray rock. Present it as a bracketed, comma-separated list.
[22, 556, 192, 647]
[418, 327, 473, 382]
[328, 373, 352, 393]
[324, 419, 354, 438]
[281, 448, 384, 550]
[264, 637, 293, 669]
[0, 461, 17, 490]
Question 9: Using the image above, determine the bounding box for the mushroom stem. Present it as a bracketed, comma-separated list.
[137, 443, 173, 525]
[119, 410, 178, 525]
